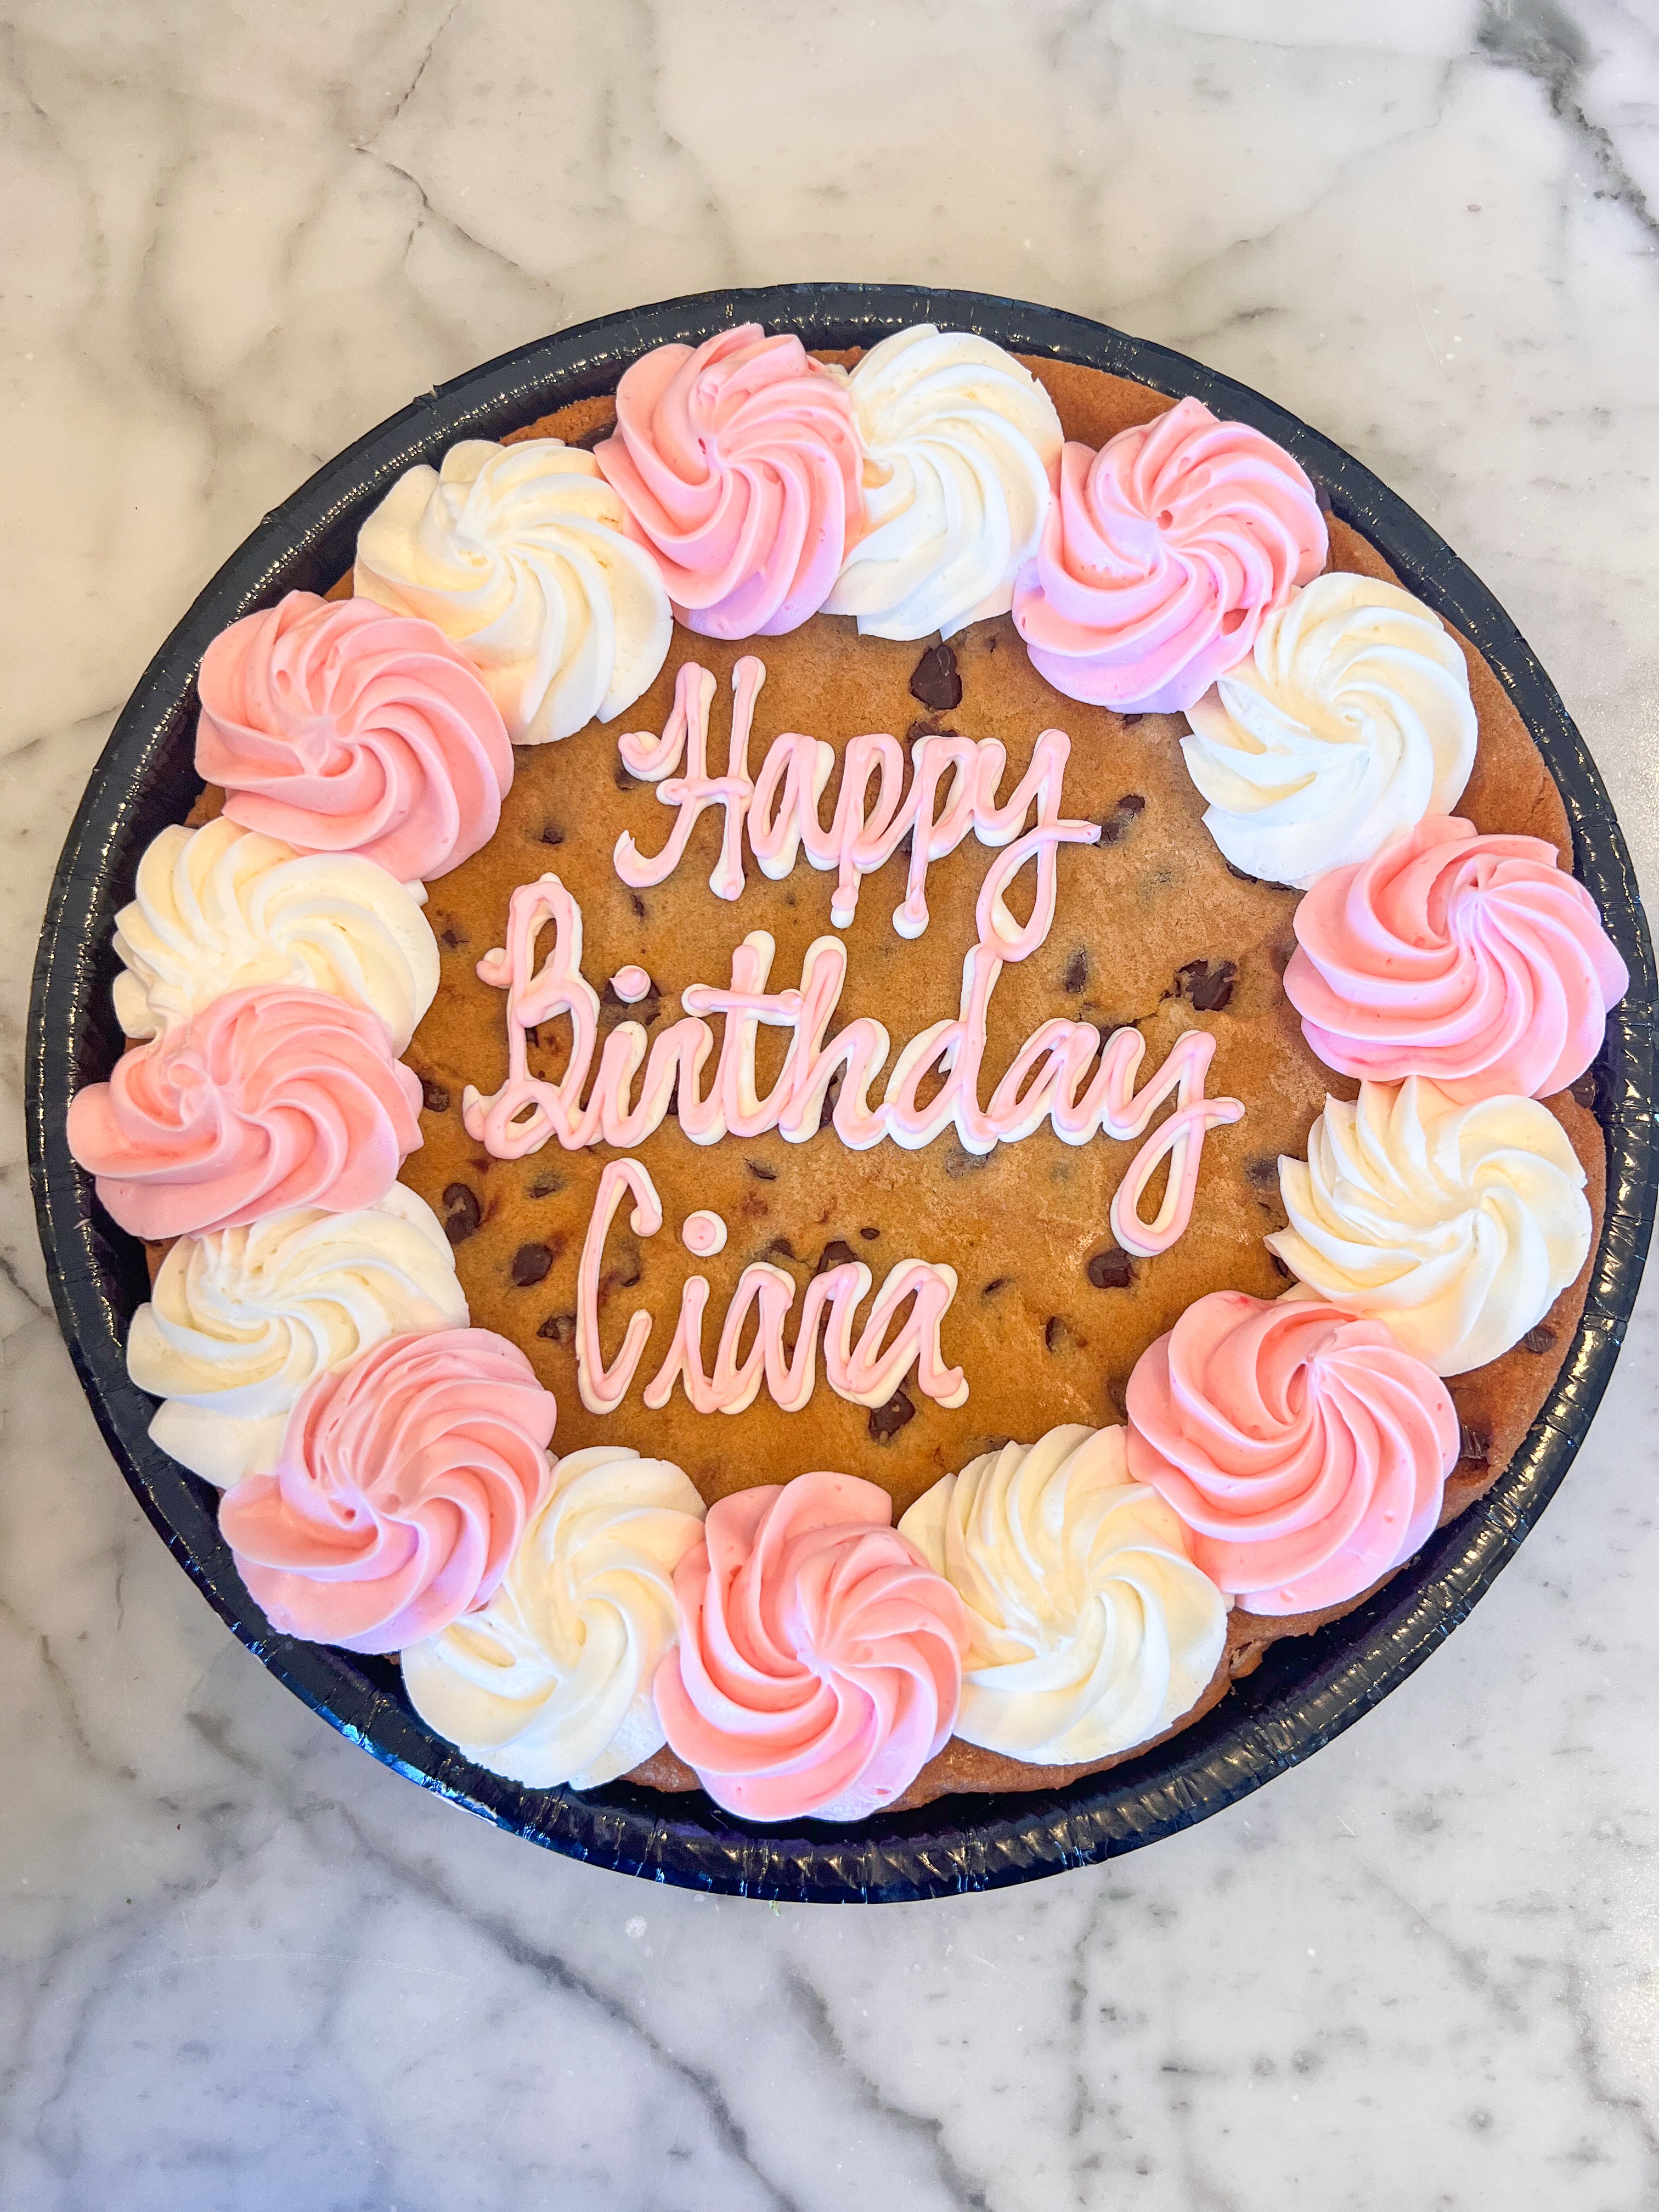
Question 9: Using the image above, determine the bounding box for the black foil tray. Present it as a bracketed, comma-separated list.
[26, 284, 1656, 1902]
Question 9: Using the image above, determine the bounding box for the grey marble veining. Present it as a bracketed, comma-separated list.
[3, 3, 1658, 2207]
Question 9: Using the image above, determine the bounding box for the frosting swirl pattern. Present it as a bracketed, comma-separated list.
[1268, 1077, 1592, 1374]
[821, 326, 1062, 640]
[128, 1185, 467, 1487]
[1125, 1293, 1458, 1615]
[111, 819, 439, 1052]
[219, 1328, 554, 1654]
[898, 1425, 1227, 1762]
[1286, 815, 1628, 1101]
[595, 326, 863, 639]
[403, 1444, 707, 1789]
[354, 439, 672, 744]
[196, 591, 513, 882]
[1181, 574, 1477, 887]
[653, 1471, 968, 1820]
[1013, 397, 1325, 713]
[65, 985, 424, 1242]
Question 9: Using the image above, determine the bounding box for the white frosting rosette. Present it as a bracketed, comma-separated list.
[1181, 573, 1477, 888]
[401, 1444, 707, 1789]
[354, 438, 672, 744]
[112, 818, 438, 1051]
[823, 326, 1063, 640]
[898, 1424, 1227, 1764]
[128, 1184, 469, 1485]
[1268, 1077, 1592, 1375]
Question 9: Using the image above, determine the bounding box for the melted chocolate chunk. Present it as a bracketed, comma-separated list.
[1116, 793, 1147, 815]
[1245, 1156, 1280, 1192]
[908, 641, 962, 713]
[511, 1242, 555, 1288]
[1458, 1422, 1492, 1467]
[601, 975, 662, 1028]
[1120, 713, 1146, 726]
[1522, 1323, 1559, 1355]
[1062, 949, 1088, 994]
[420, 1078, 450, 1115]
[441, 1184, 482, 1245]
[629, 890, 647, 921]
[906, 716, 954, 744]
[746, 1158, 777, 1181]
[539, 821, 566, 847]
[438, 925, 468, 951]
[764, 1236, 797, 1261]
[1571, 1068, 1600, 1109]
[614, 759, 637, 792]
[1085, 1247, 1134, 1290]
[569, 419, 613, 452]
[529, 1173, 566, 1199]
[859, 1225, 881, 1242]
[816, 1238, 859, 1276]
[538, 1311, 576, 1345]
[867, 1386, 916, 1442]
[1176, 957, 1238, 1013]
[1098, 794, 1147, 846]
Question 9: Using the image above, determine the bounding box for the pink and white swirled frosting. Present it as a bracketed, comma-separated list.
[1013, 397, 1327, 714]
[218, 1327, 554, 1654]
[1286, 815, 1628, 1102]
[196, 590, 513, 883]
[65, 985, 422, 1241]
[595, 325, 864, 639]
[1124, 1291, 1458, 1615]
[653, 1470, 969, 1820]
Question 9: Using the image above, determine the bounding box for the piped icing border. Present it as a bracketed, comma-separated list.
[63, 316, 1630, 1821]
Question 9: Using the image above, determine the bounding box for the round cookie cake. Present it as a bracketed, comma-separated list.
[58, 313, 1630, 1830]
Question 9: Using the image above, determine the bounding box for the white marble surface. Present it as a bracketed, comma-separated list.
[3, 2, 1658, 2205]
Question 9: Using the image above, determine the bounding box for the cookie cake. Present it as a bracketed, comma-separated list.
[63, 320, 1629, 1824]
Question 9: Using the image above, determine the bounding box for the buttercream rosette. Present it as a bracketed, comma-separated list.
[822, 324, 1063, 641]
[1268, 1077, 1592, 1375]
[403, 1444, 707, 1790]
[196, 590, 514, 882]
[128, 1185, 468, 1488]
[595, 325, 864, 639]
[354, 438, 672, 744]
[219, 1327, 554, 1654]
[1285, 815, 1628, 1101]
[66, 984, 424, 1242]
[1013, 396, 1326, 713]
[653, 1470, 969, 1820]
[112, 817, 439, 1053]
[1125, 1292, 1458, 1616]
[898, 1425, 1227, 1762]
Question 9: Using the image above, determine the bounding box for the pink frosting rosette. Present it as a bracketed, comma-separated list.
[196, 590, 514, 882]
[65, 985, 422, 1240]
[1124, 1291, 1458, 1616]
[653, 1470, 968, 1820]
[595, 326, 864, 639]
[1012, 397, 1327, 713]
[1286, 815, 1629, 1103]
[219, 1328, 554, 1654]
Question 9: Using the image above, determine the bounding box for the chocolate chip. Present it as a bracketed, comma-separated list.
[538, 1311, 576, 1345]
[906, 716, 953, 744]
[867, 1386, 916, 1442]
[1571, 1069, 1599, 1109]
[601, 975, 662, 1028]
[909, 641, 962, 713]
[1245, 1156, 1280, 1192]
[1224, 860, 1263, 885]
[1176, 957, 1238, 1013]
[529, 1173, 566, 1199]
[859, 1226, 881, 1242]
[1522, 1323, 1558, 1355]
[439, 926, 467, 951]
[1458, 1422, 1491, 1466]
[1116, 793, 1146, 815]
[763, 1236, 796, 1261]
[441, 1183, 482, 1245]
[943, 1146, 988, 1177]
[1269, 1252, 1292, 1280]
[510, 1242, 555, 1287]
[819, 1070, 844, 1131]
[1121, 712, 1146, 726]
[629, 891, 647, 921]
[816, 1238, 858, 1275]
[614, 760, 637, 792]
[420, 1078, 450, 1115]
[1062, 949, 1088, 994]
[1086, 1248, 1134, 1290]
[1098, 795, 1147, 847]
[539, 821, 566, 847]
[746, 1158, 777, 1182]
[982, 1277, 1011, 1297]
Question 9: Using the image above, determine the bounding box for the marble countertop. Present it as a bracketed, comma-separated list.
[4, 3, 1658, 2205]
